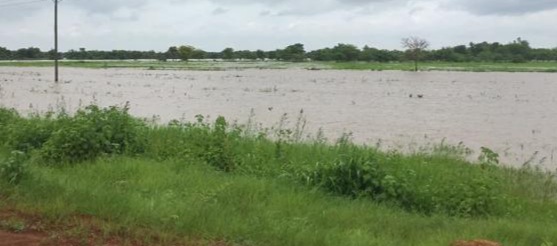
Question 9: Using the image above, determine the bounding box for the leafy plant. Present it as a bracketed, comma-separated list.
[479, 147, 500, 166]
[40, 105, 147, 164]
[0, 151, 28, 185]
[204, 116, 236, 172]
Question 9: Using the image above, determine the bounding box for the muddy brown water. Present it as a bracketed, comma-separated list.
[1, 67, 556, 168]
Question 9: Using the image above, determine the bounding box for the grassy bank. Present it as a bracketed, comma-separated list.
[1, 60, 557, 72]
[1, 105, 557, 245]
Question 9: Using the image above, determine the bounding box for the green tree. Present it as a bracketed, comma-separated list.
[332, 43, 361, 61]
[165, 46, 180, 60]
[256, 49, 266, 60]
[178, 45, 196, 61]
[222, 48, 234, 60]
[278, 43, 306, 62]
[0, 47, 11, 60]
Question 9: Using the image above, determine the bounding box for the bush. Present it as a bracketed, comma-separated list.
[0, 151, 28, 185]
[203, 116, 236, 172]
[303, 155, 409, 202]
[3, 114, 62, 153]
[303, 151, 505, 217]
[0, 108, 20, 145]
[146, 116, 236, 172]
[40, 105, 147, 164]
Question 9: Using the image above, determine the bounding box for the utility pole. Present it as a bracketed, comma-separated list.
[54, 0, 59, 82]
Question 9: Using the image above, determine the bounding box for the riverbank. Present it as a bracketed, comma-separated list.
[1, 105, 556, 245]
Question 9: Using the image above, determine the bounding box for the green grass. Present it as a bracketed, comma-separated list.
[1, 60, 556, 72]
[1, 105, 557, 245]
[324, 61, 557, 72]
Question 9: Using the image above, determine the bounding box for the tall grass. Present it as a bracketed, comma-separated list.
[1, 105, 556, 245]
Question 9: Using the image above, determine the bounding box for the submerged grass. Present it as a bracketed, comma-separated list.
[1, 105, 556, 245]
[1, 60, 556, 72]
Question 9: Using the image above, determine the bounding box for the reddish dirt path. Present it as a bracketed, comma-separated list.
[0, 231, 44, 246]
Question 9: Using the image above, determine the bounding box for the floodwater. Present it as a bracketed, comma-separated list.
[1, 67, 556, 168]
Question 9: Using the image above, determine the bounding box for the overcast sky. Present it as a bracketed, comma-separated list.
[1, 0, 556, 51]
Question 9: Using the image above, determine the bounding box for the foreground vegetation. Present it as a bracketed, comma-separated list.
[1, 60, 557, 73]
[1, 105, 557, 245]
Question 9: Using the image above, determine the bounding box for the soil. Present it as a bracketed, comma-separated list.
[0, 231, 43, 246]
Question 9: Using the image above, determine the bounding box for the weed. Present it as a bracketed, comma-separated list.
[479, 147, 500, 166]
[40, 105, 147, 164]
[0, 151, 28, 185]
[0, 218, 26, 232]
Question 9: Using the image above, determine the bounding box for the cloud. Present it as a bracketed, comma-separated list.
[66, 0, 150, 14]
[212, 7, 229, 15]
[1, 0, 556, 51]
[448, 0, 557, 15]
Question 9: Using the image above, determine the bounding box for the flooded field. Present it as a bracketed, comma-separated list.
[1, 67, 556, 168]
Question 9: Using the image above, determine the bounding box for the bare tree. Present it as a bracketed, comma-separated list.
[402, 37, 429, 71]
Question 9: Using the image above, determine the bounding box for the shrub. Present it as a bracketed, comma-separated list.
[0, 151, 28, 185]
[303, 155, 409, 202]
[204, 116, 236, 172]
[303, 152, 505, 217]
[40, 105, 147, 164]
[0, 108, 20, 145]
[3, 114, 62, 153]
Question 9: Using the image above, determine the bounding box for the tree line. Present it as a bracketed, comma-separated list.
[1, 38, 556, 62]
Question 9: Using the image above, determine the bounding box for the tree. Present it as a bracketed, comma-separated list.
[178, 45, 196, 61]
[278, 43, 306, 62]
[331, 43, 360, 61]
[402, 36, 429, 71]
[14, 47, 43, 60]
[0, 47, 11, 60]
[256, 49, 266, 60]
[222, 48, 234, 60]
[165, 46, 180, 60]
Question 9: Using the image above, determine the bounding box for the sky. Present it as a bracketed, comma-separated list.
[1, 0, 556, 52]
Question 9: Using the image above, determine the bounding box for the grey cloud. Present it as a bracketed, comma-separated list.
[450, 0, 557, 15]
[208, 0, 409, 16]
[212, 7, 228, 15]
[66, 0, 149, 13]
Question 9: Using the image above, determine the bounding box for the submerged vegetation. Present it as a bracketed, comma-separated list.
[1, 105, 557, 245]
[2, 60, 557, 73]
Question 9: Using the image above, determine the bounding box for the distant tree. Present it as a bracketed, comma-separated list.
[307, 48, 334, 61]
[47, 49, 62, 60]
[505, 37, 531, 62]
[278, 43, 306, 62]
[222, 48, 234, 60]
[165, 46, 180, 60]
[359, 45, 377, 62]
[266, 50, 278, 60]
[0, 47, 11, 60]
[256, 49, 266, 60]
[14, 47, 43, 60]
[178, 45, 196, 61]
[235, 50, 257, 60]
[331, 43, 361, 61]
[402, 36, 429, 71]
[453, 45, 468, 55]
[191, 49, 206, 59]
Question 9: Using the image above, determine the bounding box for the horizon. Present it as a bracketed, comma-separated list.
[2, 38, 555, 54]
